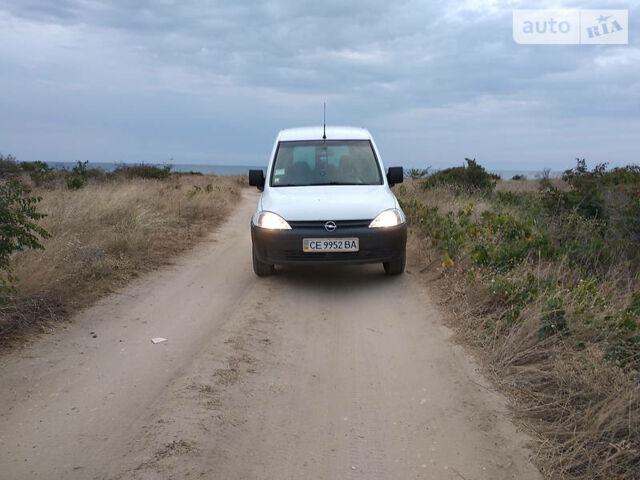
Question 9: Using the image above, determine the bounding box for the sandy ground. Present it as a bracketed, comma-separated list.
[0, 191, 541, 480]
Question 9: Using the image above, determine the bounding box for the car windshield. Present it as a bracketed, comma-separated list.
[270, 140, 382, 187]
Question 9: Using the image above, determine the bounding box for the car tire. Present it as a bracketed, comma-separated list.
[383, 252, 405, 275]
[252, 246, 274, 277]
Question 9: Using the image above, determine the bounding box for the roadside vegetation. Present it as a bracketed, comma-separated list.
[395, 159, 640, 480]
[0, 155, 241, 339]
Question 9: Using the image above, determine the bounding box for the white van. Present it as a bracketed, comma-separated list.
[249, 126, 406, 276]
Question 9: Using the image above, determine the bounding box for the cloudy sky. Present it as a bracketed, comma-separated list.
[0, 0, 638, 171]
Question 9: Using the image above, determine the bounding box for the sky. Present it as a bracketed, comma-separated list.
[0, 0, 638, 171]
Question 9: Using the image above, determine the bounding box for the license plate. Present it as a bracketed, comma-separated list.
[303, 238, 359, 252]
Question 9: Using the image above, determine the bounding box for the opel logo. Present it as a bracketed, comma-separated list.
[324, 221, 337, 232]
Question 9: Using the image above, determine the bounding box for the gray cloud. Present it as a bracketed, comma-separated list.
[0, 0, 638, 170]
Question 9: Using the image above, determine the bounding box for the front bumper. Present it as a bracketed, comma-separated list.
[251, 221, 407, 265]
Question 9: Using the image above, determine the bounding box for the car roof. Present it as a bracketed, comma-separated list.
[276, 126, 372, 142]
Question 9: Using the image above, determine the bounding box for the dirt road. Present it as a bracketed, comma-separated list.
[0, 191, 541, 480]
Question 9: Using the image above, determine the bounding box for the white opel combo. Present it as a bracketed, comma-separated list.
[249, 126, 406, 276]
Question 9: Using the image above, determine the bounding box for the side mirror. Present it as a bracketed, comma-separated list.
[249, 169, 265, 191]
[387, 166, 403, 187]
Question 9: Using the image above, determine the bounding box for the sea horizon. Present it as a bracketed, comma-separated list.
[48, 161, 564, 179]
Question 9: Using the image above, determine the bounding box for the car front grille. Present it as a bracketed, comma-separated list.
[288, 219, 372, 230]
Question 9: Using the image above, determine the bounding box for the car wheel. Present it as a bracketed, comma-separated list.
[252, 246, 274, 277]
[383, 252, 405, 275]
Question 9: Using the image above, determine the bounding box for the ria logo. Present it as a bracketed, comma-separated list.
[513, 9, 628, 45]
[324, 221, 337, 232]
[585, 14, 623, 40]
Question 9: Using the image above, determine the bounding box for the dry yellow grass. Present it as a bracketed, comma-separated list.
[396, 178, 640, 480]
[495, 178, 569, 193]
[396, 179, 494, 216]
[1, 174, 242, 336]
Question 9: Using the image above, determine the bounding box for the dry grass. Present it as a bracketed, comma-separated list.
[398, 179, 494, 216]
[495, 178, 569, 193]
[396, 178, 640, 480]
[1, 174, 242, 338]
[455, 268, 640, 479]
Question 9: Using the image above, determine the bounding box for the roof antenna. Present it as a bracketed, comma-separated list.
[322, 102, 326, 140]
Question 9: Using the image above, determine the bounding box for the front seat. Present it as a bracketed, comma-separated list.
[338, 155, 358, 183]
[287, 161, 312, 185]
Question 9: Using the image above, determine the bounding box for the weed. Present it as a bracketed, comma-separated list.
[423, 158, 497, 192]
[65, 161, 105, 189]
[20, 161, 55, 186]
[113, 163, 172, 180]
[1, 172, 240, 337]
[539, 296, 567, 339]
[0, 175, 50, 303]
[406, 167, 431, 179]
[397, 158, 640, 479]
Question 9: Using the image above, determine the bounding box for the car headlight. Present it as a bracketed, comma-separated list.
[256, 211, 292, 230]
[369, 208, 405, 228]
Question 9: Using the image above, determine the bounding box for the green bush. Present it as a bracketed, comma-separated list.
[563, 159, 640, 188]
[113, 163, 172, 179]
[66, 174, 85, 190]
[402, 159, 640, 352]
[406, 167, 431, 179]
[65, 161, 106, 189]
[539, 296, 567, 339]
[551, 159, 640, 223]
[400, 160, 640, 477]
[423, 158, 497, 192]
[66, 161, 88, 190]
[0, 175, 50, 302]
[605, 291, 640, 369]
[0, 154, 22, 176]
[536, 159, 640, 272]
[488, 273, 546, 323]
[472, 211, 554, 272]
[21, 160, 55, 186]
[403, 197, 553, 273]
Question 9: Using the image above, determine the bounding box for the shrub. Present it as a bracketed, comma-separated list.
[4, 174, 241, 337]
[0, 154, 22, 176]
[406, 167, 431, 179]
[113, 163, 172, 179]
[605, 291, 640, 369]
[563, 159, 640, 188]
[511, 174, 526, 180]
[488, 273, 545, 323]
[66, 174, 85, 190]
[0, 175, 50, 302]
[403, 196, 553, 273]
[398, 161, 640, 478]
[556, 159, 640, 221]
[21, 160, 55, 186]
[65, 161, 106, 189]
[538, 159, 640, 269]
[423, 158, 497, 192]
[539, 296, 567, 339]
[66, 161, 88, 190]
[495, 191, 531, 207]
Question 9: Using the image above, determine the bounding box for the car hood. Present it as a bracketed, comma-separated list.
[260, 185, 399, 221]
